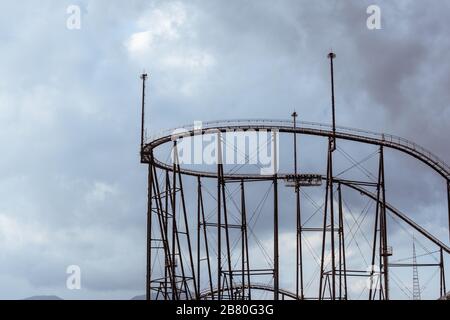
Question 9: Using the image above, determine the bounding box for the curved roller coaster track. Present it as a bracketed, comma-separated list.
[143, 119, 449, 181]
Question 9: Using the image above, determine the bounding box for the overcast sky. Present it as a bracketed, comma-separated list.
[0, 0, 448, 299]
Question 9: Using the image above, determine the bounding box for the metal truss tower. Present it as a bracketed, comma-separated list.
[412, 237, 421, 300]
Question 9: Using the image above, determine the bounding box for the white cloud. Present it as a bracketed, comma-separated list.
[125, 2, 187, 57]
[124, 0, 216, 94]
[0, 214, 48, 249]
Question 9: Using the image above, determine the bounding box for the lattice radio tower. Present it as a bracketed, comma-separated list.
[413, 236, 421, 300]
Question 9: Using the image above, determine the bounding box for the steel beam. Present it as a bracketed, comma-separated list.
[440, 248, 447, 297]
[379, 146, 389, 300]
[146, 162, 153, 300]
[337, 183, 348, 299]
[447, 180, 450, 243]
[292, 112, 304, 299]
[241, 180, 252, 300]
[273, 132, 279, 301]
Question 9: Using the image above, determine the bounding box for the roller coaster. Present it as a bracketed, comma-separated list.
[139, 54, 449, 300]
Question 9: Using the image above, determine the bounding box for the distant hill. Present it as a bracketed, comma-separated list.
[24, 295, 64, 300]
[131, 293, 161, 300]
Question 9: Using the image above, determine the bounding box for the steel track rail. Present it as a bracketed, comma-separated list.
[142, 119, 449, 180]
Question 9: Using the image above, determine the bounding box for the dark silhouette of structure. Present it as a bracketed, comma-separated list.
[139, 53, 449, 300]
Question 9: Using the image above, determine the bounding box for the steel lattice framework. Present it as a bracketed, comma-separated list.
[140, 120, 449, 300]
[138, 55, 450, 300]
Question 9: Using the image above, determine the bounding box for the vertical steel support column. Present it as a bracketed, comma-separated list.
[440, 248, 446, 298]
[329, 148, 336, 300]
[447, 181, 450, 243]
[292, 112, 304, 299]
[219, 175, 234, 298]
[171, 142, 178, 299]
[197, 178, 201, 297]
[241, 179, 251, 300]
[146, 161, 153, 300]
[240, 180, 246, 299]
[369, 147, 383, 300]
[443, 179, 449, 297]
[273, 176, 279, 300]
[330, 51, 337, 300]
[319, 144, 330, 300]
[379, 146, 389, 300]
[378, 156, 384, 300]
[328, 52, 337, 300]
[319, 52, 337, 300]
[296, 185, 304, 299]
[164, 171, 170, 298]
[337, 183, 347, 299]
[140, 72, 151, 300]
[217, 132, 222, 300]
[273, 131, 279, 300]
